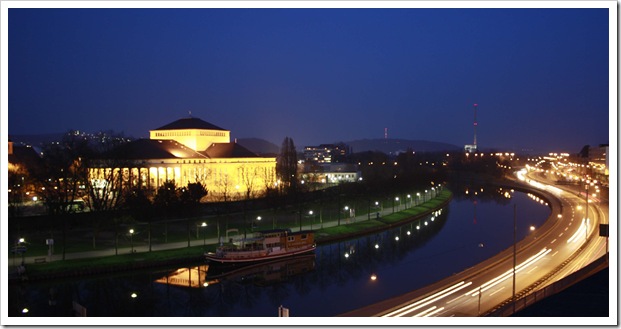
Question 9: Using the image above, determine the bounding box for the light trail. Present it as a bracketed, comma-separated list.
[422, 307, 446, 317]
[567, 219, 587, 244]
[489, 286, 505, 296]
[466, 248, 552, 297]
[382, 281, 472, 317]
[413, 306, 438, 317]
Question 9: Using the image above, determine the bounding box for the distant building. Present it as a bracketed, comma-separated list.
[587, 144, 609, 182]
[464, 144, 477, 153]
[88, 117, 277, 201]
[303, 143, 350, 163]
[299, 163, 360, 184]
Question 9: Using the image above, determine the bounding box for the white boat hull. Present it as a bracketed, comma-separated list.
[205, 245, 316, 264]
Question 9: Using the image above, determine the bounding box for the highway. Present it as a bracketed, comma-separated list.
[340, 169, 609, 318]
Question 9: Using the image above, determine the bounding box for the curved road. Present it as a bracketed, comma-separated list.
[341, 170, 609, 317]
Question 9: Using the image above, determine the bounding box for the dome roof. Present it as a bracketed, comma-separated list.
[153, 117, 227, 131]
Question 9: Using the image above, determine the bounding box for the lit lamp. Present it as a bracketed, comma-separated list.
[129, 229, 134, 253]
[201, 222, 207, 246]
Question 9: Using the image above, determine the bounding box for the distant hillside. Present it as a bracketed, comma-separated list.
[345, 138, 461, 154]
[9, 133, 65, 146]
[236, 138, 280, 156]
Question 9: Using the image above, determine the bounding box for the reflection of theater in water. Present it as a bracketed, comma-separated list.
[155, 254, 316, 288]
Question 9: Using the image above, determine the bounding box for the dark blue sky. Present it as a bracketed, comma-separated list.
[8, 7, 611, 152]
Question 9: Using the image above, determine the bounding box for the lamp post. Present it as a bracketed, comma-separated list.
[308, 210, 314, 230]
[407, 194, 411, 208]
[512, 205, 516, 314]
[585, 181, 589, 242]
[254, 216, 261, 232]
[201, 222, 207, 246]
[416, 193, 420, 206]
[129, 229, 134, 253]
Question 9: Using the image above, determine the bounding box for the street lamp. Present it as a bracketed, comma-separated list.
[254, 216, 261, 232]
[407, 194, 411, 208]
[308, 210, 314, 230]
[585, 182, 589, 241]
[393, 197, 400, 213]
[201, 222, 207, 246]
[129, 229, 134, 253]
[416, 193, 421, 205]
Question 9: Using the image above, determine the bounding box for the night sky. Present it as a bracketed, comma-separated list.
[6, 4, 612, 153]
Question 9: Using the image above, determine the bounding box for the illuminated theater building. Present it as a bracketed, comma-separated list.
[89, 117, 277, 202]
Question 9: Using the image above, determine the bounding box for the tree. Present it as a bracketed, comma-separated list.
[8, 162, 31, 218]
[179, 182, 208, 247]
[276, 137, 298, 194]
[179, 182, 208, 206]
[153, 180, 180, 211]
[34, 131, 91, 260]
[84, 130, 131, 213]
[153, 180, 180, 243]
[238, 164, 259, 200]
[124, 188, 154, 251]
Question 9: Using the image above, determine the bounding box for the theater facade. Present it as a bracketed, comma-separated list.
[88, 117, 277, 202]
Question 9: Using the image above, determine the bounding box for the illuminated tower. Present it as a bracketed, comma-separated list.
[464, 103, 478, 153]
[473, 103, 478, 147]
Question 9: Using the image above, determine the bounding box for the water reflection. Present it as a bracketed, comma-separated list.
[155, 254, 316, 290]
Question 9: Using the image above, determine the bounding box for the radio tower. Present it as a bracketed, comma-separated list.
[473, 104, 478, 148]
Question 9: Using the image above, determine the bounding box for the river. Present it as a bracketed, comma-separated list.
[8, 187, 551, 319]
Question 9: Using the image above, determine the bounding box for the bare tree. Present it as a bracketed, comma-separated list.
[214, 171, 234, 202]
[34, 131, 90, 260]
[83, 131, 132, 248]
[238, 164, 258, 200]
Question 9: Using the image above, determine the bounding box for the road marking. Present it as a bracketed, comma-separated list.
[565, 227, 569, 231]
[559, 233, 564, 237]
[527, 266, 538, 274]
[551, 251, 558, 257]
[550, 239, 557, 244]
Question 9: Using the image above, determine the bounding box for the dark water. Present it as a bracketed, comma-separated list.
[9, 189, 550, 317]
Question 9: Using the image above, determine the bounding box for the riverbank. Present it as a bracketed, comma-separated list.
[10, 190, 452, 283]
